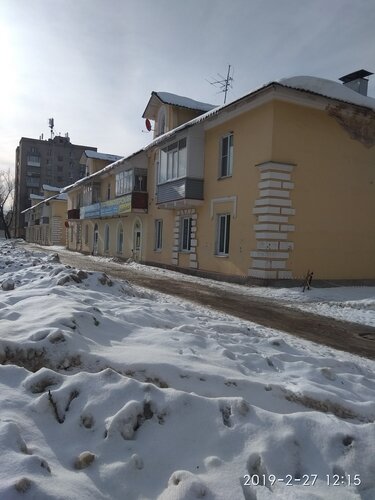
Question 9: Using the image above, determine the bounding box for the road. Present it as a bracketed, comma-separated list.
[24, 244, 375, 360]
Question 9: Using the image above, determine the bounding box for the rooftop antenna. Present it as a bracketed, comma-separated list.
[207, 64, 234, 104]
[48, 118, 54, 139]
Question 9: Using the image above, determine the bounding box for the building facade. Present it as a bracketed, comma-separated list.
[14, 135, 97, 238]
[22, 185, 68, 246]
[63, 74, 375, 283]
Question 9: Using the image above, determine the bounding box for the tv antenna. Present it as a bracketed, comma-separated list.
[48, 118, 55, 139]
[207, 64, 234, 104]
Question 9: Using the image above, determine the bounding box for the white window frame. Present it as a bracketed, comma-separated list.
[116, 170, 133, 196]
[180, 216, 192, 252]
[158, 138, 187, 184]
[154, 219, 163, 251]
[219, 133, 233, 178]
[216, 213, 230, 256]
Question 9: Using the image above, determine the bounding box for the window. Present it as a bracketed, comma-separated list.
[104, 224, 110, 252]
[27, 155, 41, 167]
[107, 183, 111, 200]
[154, 219, 163, 250]
[216, 214, 231, 255]
[84, 224, 89, 245]
[220, 133, 233, 177]
[159, 138, 187, 183]
[117, 224, 124, 253]
[180, 217, 192, 252]
[116, 170, 133, 196]
[157, 106, 166, 136]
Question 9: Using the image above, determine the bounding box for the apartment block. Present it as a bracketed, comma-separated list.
[61, 71, 375, 282]
[14, 135, 97, 237]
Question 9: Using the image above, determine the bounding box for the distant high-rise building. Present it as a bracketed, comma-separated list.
[14, 135, 97, 237]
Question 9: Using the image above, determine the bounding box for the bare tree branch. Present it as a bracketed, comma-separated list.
[0, 169, 14, 239]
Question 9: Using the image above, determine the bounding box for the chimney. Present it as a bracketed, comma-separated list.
[339, 69, 373, 96]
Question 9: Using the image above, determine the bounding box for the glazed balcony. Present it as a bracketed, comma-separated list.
[156, 177, 204, 209]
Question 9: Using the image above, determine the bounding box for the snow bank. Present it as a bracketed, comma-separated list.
[0, 240, 374, 499]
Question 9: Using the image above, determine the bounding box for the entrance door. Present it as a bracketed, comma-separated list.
[133, 219, 142, 261]
[93, 223, 99, 255]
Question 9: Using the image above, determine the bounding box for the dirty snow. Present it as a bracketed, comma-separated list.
[0, 240, 374, 500]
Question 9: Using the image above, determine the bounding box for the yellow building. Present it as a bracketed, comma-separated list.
[65, 72, 375, 283]
[22, 185, 68, 246]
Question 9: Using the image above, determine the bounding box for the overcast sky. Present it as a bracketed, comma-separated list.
[1, 0, 374, 173]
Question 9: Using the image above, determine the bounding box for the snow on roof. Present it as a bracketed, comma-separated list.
[83, 150, 123, 162]
[279, 76, 375, 111]
[42, 184, 60, 192]
[155, 92, 216, 112]
[29, 194, 44, 200]
[22, 193, 68, 213]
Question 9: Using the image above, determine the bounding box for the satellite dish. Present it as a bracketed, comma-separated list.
[145, 118, 152, 132]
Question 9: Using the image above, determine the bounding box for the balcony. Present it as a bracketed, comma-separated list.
[67, 208, 80, 220]
[80, 192, 148, 220]
[41, 217, 50, 225]
[156, 177, 204, 209]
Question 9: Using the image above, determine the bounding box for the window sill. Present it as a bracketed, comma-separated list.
[154, 249, 162, 253]
[217, 175, 232, 181]
[214, 254, 229, 258]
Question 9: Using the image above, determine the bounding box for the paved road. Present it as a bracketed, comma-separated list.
[25, 244, 375, 360]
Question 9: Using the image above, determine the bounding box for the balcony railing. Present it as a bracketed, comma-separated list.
[67, 208, 80, 220]
[80, 192, 148, 219]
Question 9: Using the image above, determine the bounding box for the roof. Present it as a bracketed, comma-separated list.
[42, 184, 60, 192]
[142, 91, 216, 119]
[279, 75, 375, 111]
[22, 193, 67, 214]
[62, 75, 375, 195]
[81, 150, 123, 162]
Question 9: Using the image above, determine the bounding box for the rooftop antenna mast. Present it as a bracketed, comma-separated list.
[207, 64, 234, 104]
[48, 118, 55, 139]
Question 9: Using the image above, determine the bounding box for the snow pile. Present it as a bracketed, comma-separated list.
[0, 240, 375, 499]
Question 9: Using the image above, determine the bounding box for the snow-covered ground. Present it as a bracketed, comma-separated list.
[0, 239, 374, 500]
